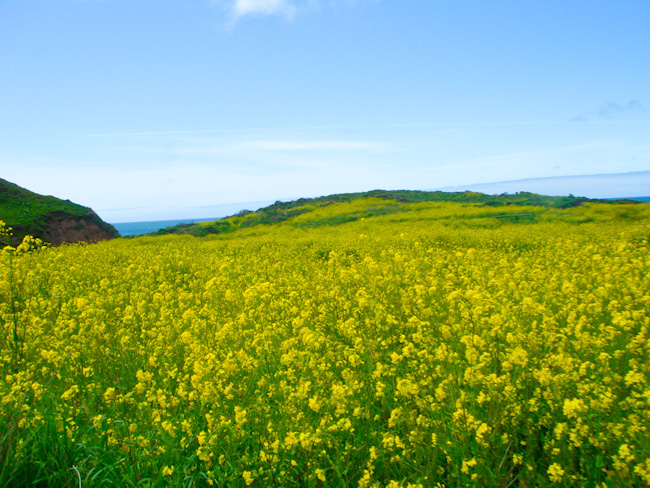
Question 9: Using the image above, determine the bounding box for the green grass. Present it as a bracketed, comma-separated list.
[151, 190, 630, 238]
[0, 178, 118, 245]
[0, 178, 89, 227]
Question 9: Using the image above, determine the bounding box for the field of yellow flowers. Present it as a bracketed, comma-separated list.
[1, 201, 649, 487]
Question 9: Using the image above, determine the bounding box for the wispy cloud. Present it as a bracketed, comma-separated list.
[237, 139, 384, 151]
[215, 0, 377, 22]
[232, 0, 296, 19]
[598, 100, 646, 119]
[83, 124, 392, 138]
[83, 120, 580, 139]
[571, 99, 647, 122]
[70, 132, 390, 174]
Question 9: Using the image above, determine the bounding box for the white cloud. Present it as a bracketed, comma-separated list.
[232, 0, 296, 18]
[217, 0, 377, 21]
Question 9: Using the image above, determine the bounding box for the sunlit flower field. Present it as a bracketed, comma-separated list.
[1, 201, 649, 487]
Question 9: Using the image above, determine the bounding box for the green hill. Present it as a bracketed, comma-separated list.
[151, 189, 610, 237]
[0, 178, 119, 246]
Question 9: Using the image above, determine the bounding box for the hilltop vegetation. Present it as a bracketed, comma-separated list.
[1, 199, 649, 487]
[153, 190, 628, 237]
[0, 178, 119, 245]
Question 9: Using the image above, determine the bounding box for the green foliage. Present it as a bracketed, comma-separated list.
[155, 220, 237, 237]
[0, 178, 119, 245]
[0, 178, 88, 226]
[153, 190, 642, 238]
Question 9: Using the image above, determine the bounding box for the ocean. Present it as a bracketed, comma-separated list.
[112, 218, 218, 237]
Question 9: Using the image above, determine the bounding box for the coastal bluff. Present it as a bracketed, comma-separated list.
[0, 177, 119, 246]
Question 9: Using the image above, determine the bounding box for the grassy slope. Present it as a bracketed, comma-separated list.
[152, 189, 628, 237]
[0, 177, 118, 243]
[2, 200, 650, 486]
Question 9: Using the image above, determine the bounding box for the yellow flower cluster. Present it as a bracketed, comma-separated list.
[0, 202, 649, 487]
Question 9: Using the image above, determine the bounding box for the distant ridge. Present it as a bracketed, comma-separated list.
[621, 196, 650, 202]
[151, 189, 618, 237]
[0, 177, 119, 245]
[437, 170, 650, 199]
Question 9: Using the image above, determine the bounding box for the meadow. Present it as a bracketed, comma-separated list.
[1, 200, 649, 487]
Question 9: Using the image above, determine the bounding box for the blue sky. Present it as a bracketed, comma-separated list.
[1, 0, 649, 222]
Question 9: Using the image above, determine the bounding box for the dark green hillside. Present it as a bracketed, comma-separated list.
[0, 178, 119, 245]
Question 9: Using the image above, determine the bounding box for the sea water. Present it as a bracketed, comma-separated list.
[112, 218, 217, 237]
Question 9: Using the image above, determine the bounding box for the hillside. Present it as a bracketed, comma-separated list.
[1, 198, 649, 486]
[152, 189, 636, 237]
[0, 178, 119, 245]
